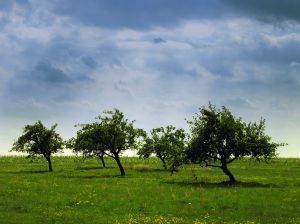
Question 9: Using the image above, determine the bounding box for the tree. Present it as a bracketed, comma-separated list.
[138, 125, 186, 172]
[68, 123, 106, 168]
[72, 109, 144, 176]
[186, 103, 285, 183]
[11, 120, 64, 172]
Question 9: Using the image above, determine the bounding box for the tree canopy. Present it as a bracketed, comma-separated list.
[68, 123, 106, 167]
[186, 103, 284, 183]
[70, 109, 144, 176]
[11, 120, 64, 172]
[138, 125, 186, 172]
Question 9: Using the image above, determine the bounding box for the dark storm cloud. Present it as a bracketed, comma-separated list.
[33, 61, 72, 84]
[153, 38, 166, 44]
[52, 0, 229, 29]
[246, 35, 300, 65]
[3, 60, 94, 105]
[2, 0, 300, 32]
[224, 0, 300, 23]
[0, 0, 28, 11]
[81, 56, 98, 68]
[184, 31, 300, 81]
[50, 0, 300, 29]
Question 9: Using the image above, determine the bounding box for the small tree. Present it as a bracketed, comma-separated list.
[187, 103, 285, 183]
[72, 109, 144, 176]
[68, 123, 106, 167]
[138, 125, 186, 172]
[11, 120, 64, 172]
[98, 109, 144, 176]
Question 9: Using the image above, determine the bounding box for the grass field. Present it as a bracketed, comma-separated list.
[0, 156, 299, 224]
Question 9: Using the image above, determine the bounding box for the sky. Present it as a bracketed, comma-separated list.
[0, 0, 299, 157]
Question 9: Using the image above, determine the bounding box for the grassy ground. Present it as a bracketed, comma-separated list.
[0, 156, 299, 224]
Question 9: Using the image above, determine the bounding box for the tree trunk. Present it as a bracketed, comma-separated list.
[221, 164, 236, 183]
[98, 154, 105, 168]
[114, 154, 125, 176]
[160, 158, 167, 170]
[45, 156, 53, 172]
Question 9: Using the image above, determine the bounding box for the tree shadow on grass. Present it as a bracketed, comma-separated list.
[76, 166, 113, 171]
[162, 180, 279, 188]
[7, 170, 50, 174]
[133, 167, 167, 173]
[56, 173, 131, 179]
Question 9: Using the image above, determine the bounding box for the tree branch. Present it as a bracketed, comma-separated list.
[116, 147, 123, 154]
[104, 152, 115, 159]
[227, 156, 237, 164]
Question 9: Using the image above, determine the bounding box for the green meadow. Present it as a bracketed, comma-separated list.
[0, 156, 299, 224]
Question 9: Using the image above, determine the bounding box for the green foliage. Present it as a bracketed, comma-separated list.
[138, 125, 186, 172]
[96, 109, 144, 156]
[70, 109, 145, 175]
[11, 120, 64, 171]
[67, 123, 106, 167]
[186, 103, 285, 182]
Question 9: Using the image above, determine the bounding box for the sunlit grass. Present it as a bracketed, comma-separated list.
[0, 156, 299, 223]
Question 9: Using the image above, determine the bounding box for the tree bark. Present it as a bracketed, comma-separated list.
[114, 154, 125, 176]
[221, 164, 236, 183]
[45, 156, 53, 172]
[99, 154, 106, 168]
[160, 158, 167, 170]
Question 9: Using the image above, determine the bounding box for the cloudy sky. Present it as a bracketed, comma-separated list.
[0, 0, 299, 156]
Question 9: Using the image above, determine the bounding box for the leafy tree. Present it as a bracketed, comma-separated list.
[68, 123, 106, 167]
[187, 103, 285, 183]
[138, 125, 186, 172]
[71, 109, 144, 176]
[11, 120, 64, 172]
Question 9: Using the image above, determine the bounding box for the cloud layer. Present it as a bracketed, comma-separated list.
[0, 0, 299, 156]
